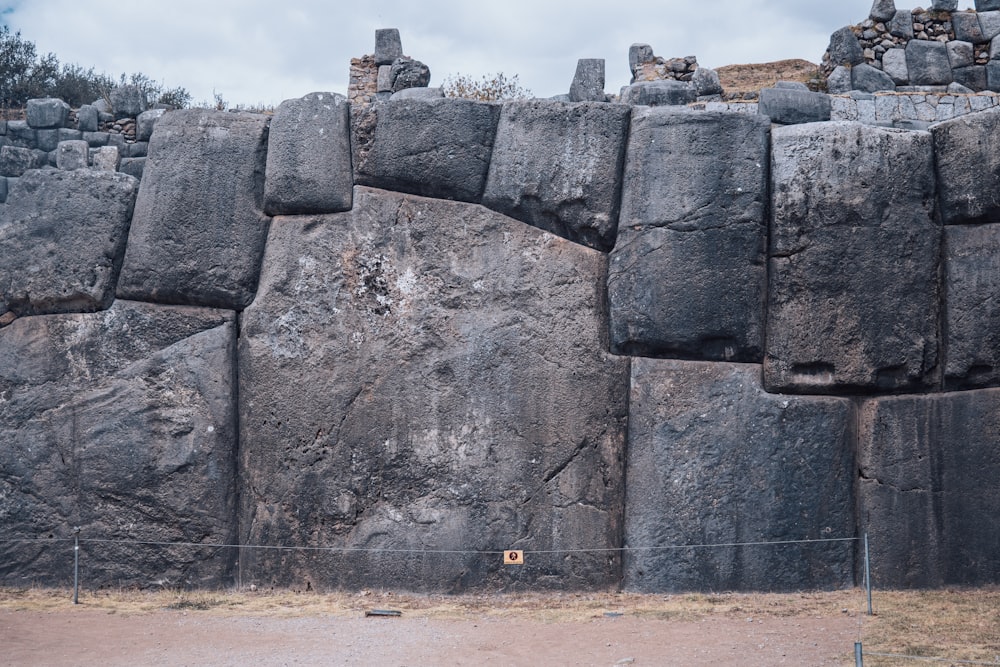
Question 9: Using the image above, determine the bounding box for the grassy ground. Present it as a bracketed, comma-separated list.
[2, 586, 998, 663]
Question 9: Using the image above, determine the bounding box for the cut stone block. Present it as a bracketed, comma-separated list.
[55, 140, 89, 170]
[25, 98, 70, 129]
[569, 59, 606, 102]
[623, 359, 855, 592]
[758, 88, 832, 124]
[953, 11, 987, 44]
[882, 48, 910, 84]
[609, 109, 770, 361]
[852, 63, 896, 92]
[264, 92, 353, 215]
[766, 122, 940, 393]
[828, 26, 865, 67]
[238, 187, 629, 591]
[619, 80, 697, 106]
[117, 109, 270, 310]
[933, 107, 1000, 224]
[483, 100, 630, 251]
[76, 104, 99, 132]
[907, 40, 954, 85]
[0, 146, 45, 177]
[375, 28, 403, 66]
[136, 108, 165, 142]
[91, 146, 120, 171]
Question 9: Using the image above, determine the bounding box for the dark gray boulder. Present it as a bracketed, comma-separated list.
[979, 0, 1000, 10]
[943, 225, 1000, 389]
[932, 107, 1000, 224]
[980, 11, 1000, 41]
[931, 0, 958, 8]
[569, 59, 606, 102]
[390, 57, 431, 93]
[25, 98, 70, 129]
[858, 391, 1000, 587]
[988, 59, 1000, 89]
[947, 41, 975, 70]
[119, 156, 145, 180]
[889, 10, 914, 39]
[766, 122, 939, 394]
[117, 109, 270, 310]
[870, 0, 896, 21]
[852, 63, 897, 92]
[357, 97, 501, 203]
[0, 146, 46, 177]
[628, 43, 655, 77]
[907, 40, 954, 85]
[620, 80, 697, 106]
[953, 11, 987, 44]
[692, 67, 723, 96]
[110, 85, 146, 119]
[263, 92, 353, 215]
[0, 169, 138, 316]
[375, 28, 403, 66]
[390, 87, 444, 100]
[758, 88, 832, 124]
[828, 26, 865, 67]
[35, 128, 60, 152]
[76, 104, 99, 133]
[482, 100, 630, 252]
[623, 359, 855, 592]
[882, 48, 910, 84]
[827, 65, 853, 93]
[953, 64, 988, 91]
[6, 120, 35, 148]
[609, 109, 769, 361]
[238, 187, 629, 591]
[55, 140, 89, 170]
[136, 108, 165, 142]
[0, 301, 238, 587]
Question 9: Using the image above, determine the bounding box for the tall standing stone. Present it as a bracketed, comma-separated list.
[828, 26, 865, 67]
[624, 359, 855, 592]
[117, 109, 270, 310]
[766, 122, 940, 393]
[375, 28, 403, 66]
[569, 59, 606, 102]
[609, 109, 769, 362]
[238, 188, 629, 591]
[870, 0, 897, 21]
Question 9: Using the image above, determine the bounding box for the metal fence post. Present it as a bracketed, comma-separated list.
[864, 533, 873, 616]
[72, 527, 80, 605]
[855, 641, 864, 667]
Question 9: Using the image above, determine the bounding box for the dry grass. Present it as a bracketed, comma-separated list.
[716, 59, 822, 98]
[2, 586, 998, 663]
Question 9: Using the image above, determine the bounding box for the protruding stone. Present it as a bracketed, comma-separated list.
[906, 39, 955, 85]
[871, 0, 897, 21]
[374, 28, 403, 66]
[766, 122, 940, 394]
[827, 65, 853, 93]
[0, 146, 46, 177]
[953, 11, 987, 44]
[882, 48, 910, 84]
[859, 391, 1000, 587]
[978, 0, 1000, 10]
[931, 0, 958, 9]
[91, 145, 120, 171]
[55, 140, 89, 170]
[609, 109, 770, 361]
[852, 63, 897, 92]
[947, 40, 976, 70]
[953, 64, 988, 90]
[390, 57, 430, 92]
[889, 9, 915, 39]
[620, 80, 697, 106]
[569, 59, 606, 102]
[629, 43, 655, 77]
[377, 65, 393, 93]
[758, 88, 832, 124]
[692, 67, 723, 96]
[0, 302, 238, 587]
[828, 26, 865, 66]
[623, 359, 855, 592]
[356, 97, 500, 203]
[136, 108, 166, 142]
[238, 187, 629, 591]
[483, 100, 630, 251]
[0, 169, 138, 316]
[25, 98, 70, 129]
[263, 92, 353, 215]
[109, 85, 146, 119]
[76, 104, 99, 132]
[389, 87, 445, 100]
[117, 109, 271, 310]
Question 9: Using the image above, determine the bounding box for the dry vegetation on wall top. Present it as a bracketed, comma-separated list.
[716, 59, 824, 98]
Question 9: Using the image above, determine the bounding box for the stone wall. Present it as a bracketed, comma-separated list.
[3, 87, 1000, 592]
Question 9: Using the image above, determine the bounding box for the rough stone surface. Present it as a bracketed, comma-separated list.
[238, 187, 629, 591]
[136, 108, 166, 142]
[483, 100, 630, 252]
[358, 97, 500, 203]
[828, 26, 865, 66]
[0, 146, 46, 177]
[882, 48, 910, 84]
[374, 28, 403, 66]
[569, 59, 606, 102]
[766, 122, 939, 394]
[0, 301, 238, 587]
[609, 109, 769, 361]
[858, 391, 1000, 587]
[931, 0, 958, 8]
[852, 63, 897, 92]
[119, 156, 145, 180]
[989, 59, 1000, 89]
[390, 58, 431, 93]
[628, 44, 655, 77]
[943, 224, 1000, 388]
[979, 0, 1000, 11]
[953, 64, 988, 91]
[889, 9, 915, 39]
[827, 65, 853, 93]
[117, 109, 270, 310]
[692, 67, 723, 96]
[953, 11, 987, 44]
[870, 0, 897, 21]
[110, 85, 146, 119]
[25, 98, 70, 129]
[933, 107, 1000, 224]
[620, 80, 697, 106]
[758, 88, 832, 124]
[390, 87, 444, 100]
[76, 104, 99, 132]
[6, 120, 35, 148]
[36, 129, 60, 152]
[0, 169, 139, 316]
[263, 92, 353, 215]
[947, 40, 975, 70]
[623, 359, 855, 592]
[979, 11, 1000, 41]
[91, 146, 120, 172]
[906, 40, 953, 85]
[55, 140, 89, 170]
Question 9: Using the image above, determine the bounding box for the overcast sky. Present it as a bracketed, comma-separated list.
[0, 0, 981, 107]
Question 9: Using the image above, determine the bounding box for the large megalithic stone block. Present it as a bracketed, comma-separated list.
[482, 100, 631, 252]
[263, 92, 353, 215]
[117, 109, 270, 310]
[766, 122, 940, 394]
[944, 225, 1000, 389]
[0, 301, 238, 587]
[0, 169, 138, 319]
[238, 187, 629, 591]
[355, 97, 502, 203]
[608, 109, 769, 361]
[623, 359, 855, 592]
[859, 391, 1000, 587]
[933, 107, 1000, 225]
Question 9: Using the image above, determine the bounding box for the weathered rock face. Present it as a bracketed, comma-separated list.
[117, 109, 270, 310]
[483, 100, 630, 252]
[943, 224, 1000, 389]
[357, 97, 501, 203]
[758, 88, 833, 125]
[609, 109, 769, 362]
[619, 80, 698, 106]
[0, 169, 139, 318]
[766, 122, 940, 394]
[858, 391, 1000, 587]
[624, 359, 855, 592]
[263, 92, 353, 215]
[0, 301, 238, 587]
[238, 187, 629, 591]
[933, 108, 1000, 225]
[569, 59, 606, 102]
